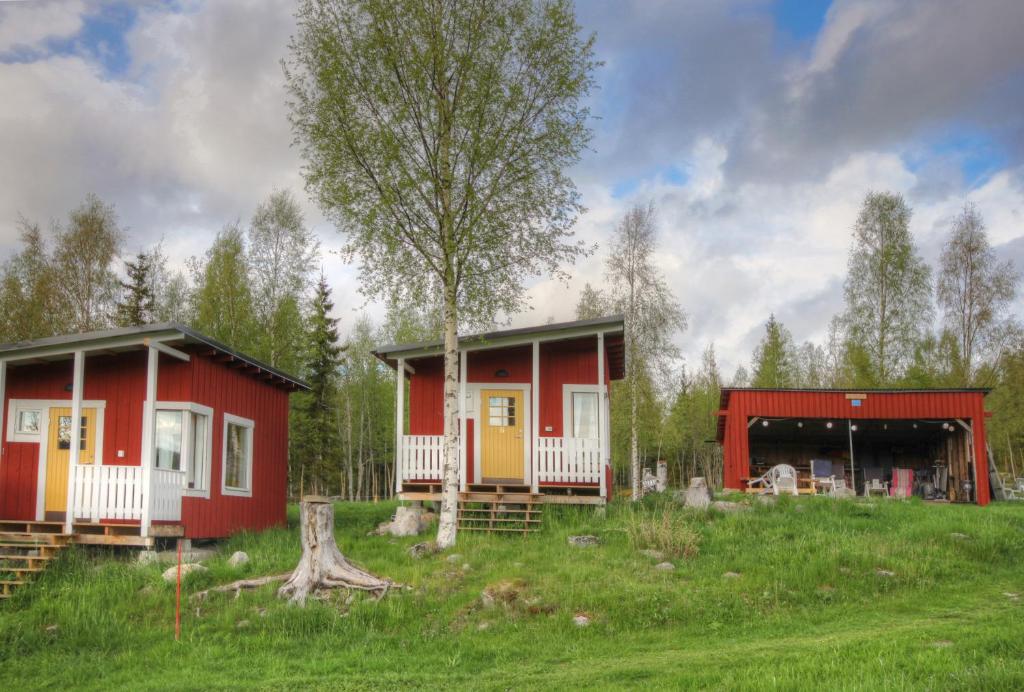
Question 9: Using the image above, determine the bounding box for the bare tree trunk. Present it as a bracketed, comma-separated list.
[278, 497, 394, 605]
[356, 399, 366, 500]
[436, 282, 460, 549]
[630, 359, 640, 500]
[345, 389, 354, 501]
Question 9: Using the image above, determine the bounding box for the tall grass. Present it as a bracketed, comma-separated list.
[0, 497, 1022, 689]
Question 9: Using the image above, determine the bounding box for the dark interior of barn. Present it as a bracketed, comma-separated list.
[746, 417, 978, 502]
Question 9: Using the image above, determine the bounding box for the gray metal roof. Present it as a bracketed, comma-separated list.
[0, 323, 309, 390]
[373, 314, 625, 358]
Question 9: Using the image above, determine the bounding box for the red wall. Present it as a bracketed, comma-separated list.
[719, 390, 991, 505]
[0, 350, 293, 534]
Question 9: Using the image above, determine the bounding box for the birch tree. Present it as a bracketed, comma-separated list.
[286, 0, 595, 548]
[605, 203, 685, 500]
[936, 203, 1020, 383]
[842, 192, 932, 384]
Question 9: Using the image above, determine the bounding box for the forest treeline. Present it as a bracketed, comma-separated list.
[0, 189, 1020, 494]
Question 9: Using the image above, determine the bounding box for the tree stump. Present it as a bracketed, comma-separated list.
[277, 496, 394, 605]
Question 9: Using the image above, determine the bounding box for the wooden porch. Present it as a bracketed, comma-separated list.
[399, 480, 605, 506]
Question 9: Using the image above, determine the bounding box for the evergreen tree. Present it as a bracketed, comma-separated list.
[291, 274, 345, 495]
[750, 314, 798, 388]
[115, 252, 156, 327]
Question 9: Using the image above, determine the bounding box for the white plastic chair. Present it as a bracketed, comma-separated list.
[863, 478, 888, 497]
[771, 464, 799, 496]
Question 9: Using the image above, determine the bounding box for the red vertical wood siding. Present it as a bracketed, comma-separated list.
[408, 358, 444, 435]
[719, 389, 991, 505]
[467, 346, 532, 383]
[183, 354, 290, 539]
[539, 337, 598, 437]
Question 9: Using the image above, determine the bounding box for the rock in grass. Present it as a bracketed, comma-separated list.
[573, 613, 591, 627]
[227, 551, 249, 567]
[481, 580, 525, 609]
[711, 501, 750, 513]
[446, 553, 463, 563]
[408, 541, 439, 559]
[755, 494, 777, 506]
[639, 549, 665, 560]
[950, 532, 970, 540]
[568, 535, 600, 547]
[875, 569, 896, 577]
[723, 571, 742, 579]
[930, 640, 954, 648]
[675, 477, 712, 510]
[1004, 592, 1020, 601]
[162, 563, 208, 582]
[654, 562, 675, 571]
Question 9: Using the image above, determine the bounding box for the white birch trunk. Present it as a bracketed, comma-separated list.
[435, 284, 460, 549]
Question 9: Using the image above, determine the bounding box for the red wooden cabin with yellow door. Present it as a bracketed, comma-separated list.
[374, 316, 624, 505]
[0, 324, 307, 546]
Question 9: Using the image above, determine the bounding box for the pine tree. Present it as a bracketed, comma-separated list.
[291, 274, 345, 495]
[750, 314, 798, 388]
[115, 252, 156, 327]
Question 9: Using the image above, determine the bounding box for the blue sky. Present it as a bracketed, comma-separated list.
[0, 0, 1022, 374]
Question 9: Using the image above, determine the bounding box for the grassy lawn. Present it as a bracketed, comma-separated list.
[2, 496, 1024, 690]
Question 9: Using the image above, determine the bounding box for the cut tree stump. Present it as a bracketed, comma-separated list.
[277, 496, 395, 605]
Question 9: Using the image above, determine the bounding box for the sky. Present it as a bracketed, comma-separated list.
[0, 0, 1022, 377]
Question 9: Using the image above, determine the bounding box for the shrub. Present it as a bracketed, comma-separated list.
[626, 508, 701, 559]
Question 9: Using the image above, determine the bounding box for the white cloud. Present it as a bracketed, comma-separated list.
[0, 0, 86, 54]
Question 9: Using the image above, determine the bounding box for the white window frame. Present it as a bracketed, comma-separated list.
[221, 412, 255, 497]
[8, 402, 43, 442]
[561, 384, 602, 440]
[153, 402, 214, 499]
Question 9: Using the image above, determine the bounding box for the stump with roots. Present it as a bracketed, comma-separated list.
[277, 496, 394, 605]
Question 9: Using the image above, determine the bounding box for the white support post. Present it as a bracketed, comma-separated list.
[395, 358, 405, 494]
[63, 351, 85, 534]
[597, 332, 608, 501]
[459, 350, 468, 491]
[139, 345, 159, 537]
[531, 340, 540, 493]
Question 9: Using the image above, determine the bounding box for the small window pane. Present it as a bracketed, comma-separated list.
[155, 410, 183, 471]
[225, 422, 250, 490]
[57, 415, 87, 451]
[16, 410, 40, 434]
[572, 392, 598, 439]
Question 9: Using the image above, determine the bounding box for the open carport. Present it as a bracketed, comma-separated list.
[716, 388, 991, 504]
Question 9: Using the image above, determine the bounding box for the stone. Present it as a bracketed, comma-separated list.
[137, 550, 158, 566]
[446, 553, 463, 563]
[573, 613, 591, 627]
[162, 563, 208, 582]
[568, 535, 600, 547]
[950, 532, 970, 540]
[461, 564, 471, 572]
[680, 477, 712, 510]
[711, 501, 750, 513]
[236, 619, 250, 629]
[373, 506, 434, 537]
[639, 549, 665, 560]
[227, 551, 249, 567]
[723, 571, 742, 579]
[930, 640, 954, 648]
[654, 562, 675, 571]
[875, 569, 896, 577]
[408, 541, 438, 559]
[1004, 592, 1020, 601]
[477, 621, 491, 631]
[45, 624, 59, 634]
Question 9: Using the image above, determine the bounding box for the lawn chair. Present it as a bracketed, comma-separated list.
[890, 468, 914, 499]
[863, 478, 888, 497]
[770, 464, 799, 496]
[746, 469, 774, 494]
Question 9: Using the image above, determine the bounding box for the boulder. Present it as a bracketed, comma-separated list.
[408, 541, 439, 559]
[723, 571, 742, 579]
[227, 551, 249, 567]
[654, 562, 675, 571]
[568, 535, 600, 547]
[678, 477, 712, 510]
[372, 505, 434, 537]
[573, 613, 591, 627]
[162, 563, 208, 582]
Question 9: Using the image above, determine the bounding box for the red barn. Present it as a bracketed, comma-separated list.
[374, 316, 624, 506]
[716, 388, 992, 505]
[0, 324, 306, 546]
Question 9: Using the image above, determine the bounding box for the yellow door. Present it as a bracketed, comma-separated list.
[44, 407, 98, 513]
[480, 390, 524, 482]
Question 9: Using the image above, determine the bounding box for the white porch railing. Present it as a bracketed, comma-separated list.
[400, 435, 445, 480]
[151, 468, 185, 521]
[70, 464, 184, 523]
[536, 437, 602, 484]
[72, 464, 144, 521]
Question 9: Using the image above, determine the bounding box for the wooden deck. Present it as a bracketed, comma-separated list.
[400, 481, 605, 506]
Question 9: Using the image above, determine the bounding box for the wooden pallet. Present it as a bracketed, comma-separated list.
[457, 487, 543, 535]
[0, 523, 71, 600]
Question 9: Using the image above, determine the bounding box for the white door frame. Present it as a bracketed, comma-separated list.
[466, 383, 531, 485]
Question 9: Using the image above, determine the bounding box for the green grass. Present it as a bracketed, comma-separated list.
[2, 496, 1024, 690]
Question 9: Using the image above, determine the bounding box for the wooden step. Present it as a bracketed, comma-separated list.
[0, 566, 44, 576]
[0, 532, 69, 545]
[458, 526, 539, 533]
[456, 507, 542, 514]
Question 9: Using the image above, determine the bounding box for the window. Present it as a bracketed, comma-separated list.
[155, 410, 183, 470]
[16, 409, 40, 435]
[153, 403, 213, 497]
[571, 392, 599, 439]
[488, 396, 516, 427]
[57, 415, 87, 451]
[222, 414, 254, 496]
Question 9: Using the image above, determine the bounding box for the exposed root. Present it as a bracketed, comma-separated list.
[192, 573, 291, 602]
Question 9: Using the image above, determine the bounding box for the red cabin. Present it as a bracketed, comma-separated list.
[716, 388, 992, 505]
[374, 316, 625, 505]
[0, 324, 306, 545]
